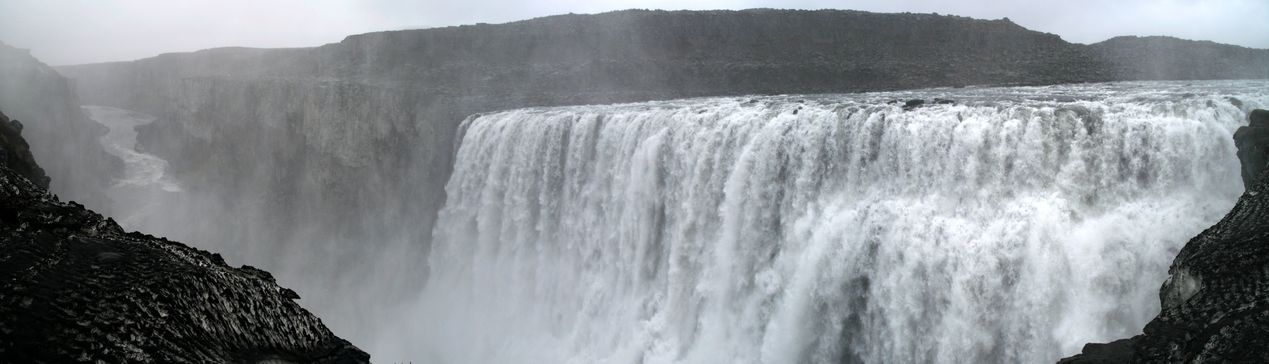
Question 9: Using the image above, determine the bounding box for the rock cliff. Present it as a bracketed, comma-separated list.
[0, 42, 122, 211]
[0, 111, 368, 363]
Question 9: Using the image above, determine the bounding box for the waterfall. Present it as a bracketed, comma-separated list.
[397, 81, 1265, 363]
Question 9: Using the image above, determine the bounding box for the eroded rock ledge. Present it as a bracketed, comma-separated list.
[0, 111, 367, 362]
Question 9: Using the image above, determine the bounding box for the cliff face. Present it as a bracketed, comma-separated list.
[0, 110, 49, 189]
[0, 111, 368, 363]
[0, 42, 122, 211]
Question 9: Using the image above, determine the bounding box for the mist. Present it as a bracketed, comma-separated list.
[2, 2, 1269, 363]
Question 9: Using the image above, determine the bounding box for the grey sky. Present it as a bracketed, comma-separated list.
[1, 0, 1266, 66]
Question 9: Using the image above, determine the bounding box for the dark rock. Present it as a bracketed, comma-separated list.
[1229, 97, 1244, 108]
[1252, 109, 1269, 127]
[0, 111, 49, 190]
[0, 109, 368, 363]
[933, 98, 956, 105]
[902, 99, 926, 110]
[1235, 109, 1269, 188]
[1056, 337, 1140, 364]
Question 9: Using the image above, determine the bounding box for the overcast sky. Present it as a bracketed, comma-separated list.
[1, 0, 1266, 66]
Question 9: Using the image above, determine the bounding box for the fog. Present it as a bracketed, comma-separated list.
[2, 2, 1268, 363]
[1, 0, 1266, 65]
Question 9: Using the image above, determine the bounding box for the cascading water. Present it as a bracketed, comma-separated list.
[389, 81, 1266, 363]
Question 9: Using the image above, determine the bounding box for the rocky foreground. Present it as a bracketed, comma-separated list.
[0, 109, 367, 362]
[1061, 111, 1269, 362]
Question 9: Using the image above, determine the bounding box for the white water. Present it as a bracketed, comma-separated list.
[388, 81, 1268, 363]
[85, 105, 181, 192]
[84, 105, 183, 226]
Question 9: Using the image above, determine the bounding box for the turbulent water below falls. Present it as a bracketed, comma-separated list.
[391, 81, 1268, 363]
[84, 106, 183, 227]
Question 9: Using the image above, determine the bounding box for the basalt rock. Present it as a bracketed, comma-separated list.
[1234, 109, 1269, 189]
[1058, 338, 1140, 364]
[902, 99, 926, 110]
[0, 110, 48, 189]
[0, 110, 368, 362]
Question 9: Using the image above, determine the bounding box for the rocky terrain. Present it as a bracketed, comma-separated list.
[1059, 111, 1269, 363]
[0, 110, 368, 363]
[0, 43, 122, 212]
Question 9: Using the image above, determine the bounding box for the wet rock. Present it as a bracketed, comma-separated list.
[1234, 109, 1269, 189]
[0, 110, 49, 190]
[1057, 337, 1139, 364]
[1228, 97, 1243, 108]
[0, 109, 368, 363]
[933, 98, 956, 105]
[902, 99, 926, 110]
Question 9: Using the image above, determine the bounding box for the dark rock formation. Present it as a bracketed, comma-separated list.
[0, 110, 368, 362]
[0, 110, 48, 189]
[902, 99, 926, 110]
[1235, 110, 1269, 188]
[1058, 338, 1139, 364]
[0, 42, 122, 211]
[1059, 110, 1269, 363]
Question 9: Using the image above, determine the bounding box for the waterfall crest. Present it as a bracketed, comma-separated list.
[405, 81, 1266, 363]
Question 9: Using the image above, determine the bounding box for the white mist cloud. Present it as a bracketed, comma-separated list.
[1, 0, 1265, 65]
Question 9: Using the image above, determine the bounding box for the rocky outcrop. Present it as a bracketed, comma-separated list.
[0, 42, 122, 211]
[0, 110, 49, 189]
[1059, 111, 1269, 363]
[1234, 110, 1269, 188]
[0, 111, 368, 362]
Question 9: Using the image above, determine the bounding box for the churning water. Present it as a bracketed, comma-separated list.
[386, 81, 1267, 363]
